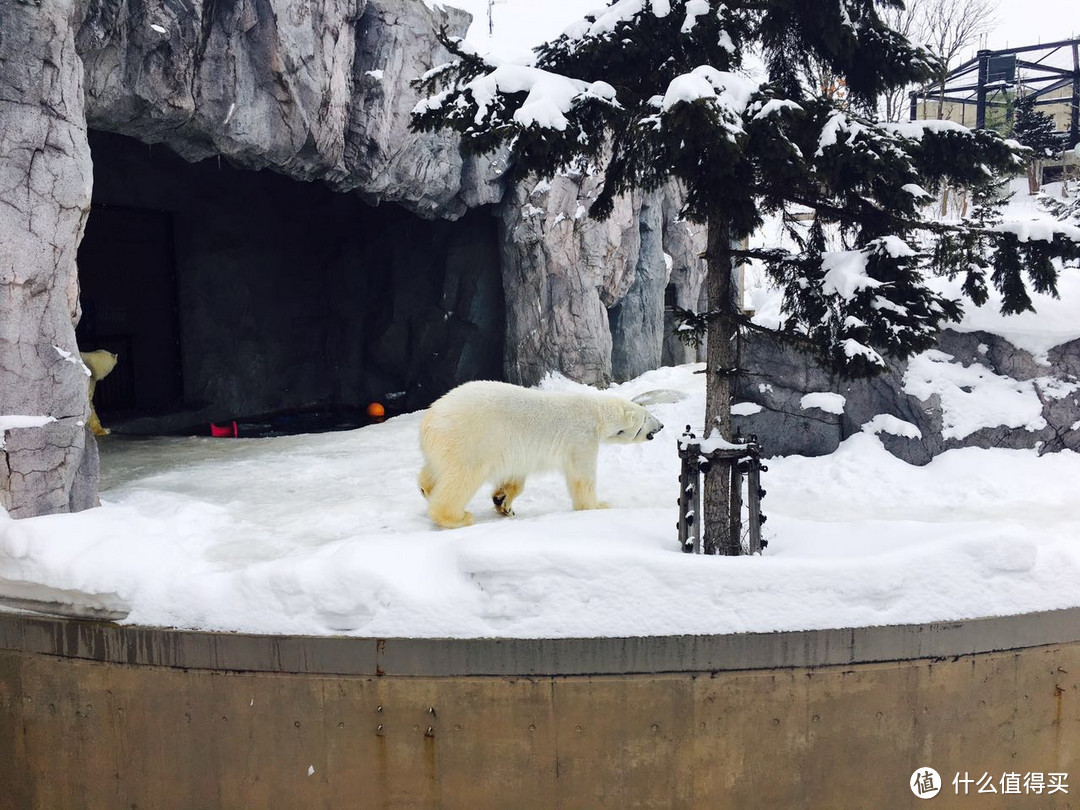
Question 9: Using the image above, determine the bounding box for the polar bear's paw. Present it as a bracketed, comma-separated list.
[492, 492, 513, 517]
[418, 465, 436, 499]
[429, 507, 475, 529]
[492, 479, 525, 517]
[568, 478, 610, 511]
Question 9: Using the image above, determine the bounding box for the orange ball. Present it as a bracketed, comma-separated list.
[366, 402, 385, 418]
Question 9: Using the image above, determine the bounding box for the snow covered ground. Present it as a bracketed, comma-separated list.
[1, 362, 1079, 638]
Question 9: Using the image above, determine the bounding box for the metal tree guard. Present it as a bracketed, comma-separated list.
[677, 427, 767, 555]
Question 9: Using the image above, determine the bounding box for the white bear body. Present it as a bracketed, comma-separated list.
[418, 380, 663, 528]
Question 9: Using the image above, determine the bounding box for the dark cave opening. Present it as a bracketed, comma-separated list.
[77, 131, 504, 436]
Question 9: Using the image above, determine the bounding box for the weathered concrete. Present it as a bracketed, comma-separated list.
[2, 608, 1080, 676]
[0, 610, 1078, 808]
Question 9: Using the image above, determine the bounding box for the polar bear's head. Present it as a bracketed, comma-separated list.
[602, 398, 664, 444]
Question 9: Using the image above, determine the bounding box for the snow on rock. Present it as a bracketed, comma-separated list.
[861, 414, 923, 440]
[800, 392, 846, 415]
[0, 416, 58, 450]
[903, 350, 1046, 440]
[2, 364, 1077, 639]
[731, 402, 763, 416]
[53, 346, 91, 376]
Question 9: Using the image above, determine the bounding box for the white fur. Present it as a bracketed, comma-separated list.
[418, 380, 663, 528]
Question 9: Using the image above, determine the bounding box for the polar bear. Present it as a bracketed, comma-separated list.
[80, 350, 118, 437]
[418, 380, 664, 529]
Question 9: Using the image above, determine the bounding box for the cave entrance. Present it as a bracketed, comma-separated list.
[76, 204, 183, 415]
[78, 131, 504, 437]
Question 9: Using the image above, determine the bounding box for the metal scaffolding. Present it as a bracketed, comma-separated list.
[909, 38, 1080, 149]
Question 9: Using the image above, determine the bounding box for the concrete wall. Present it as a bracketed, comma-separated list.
[1, 611, 1078, 808]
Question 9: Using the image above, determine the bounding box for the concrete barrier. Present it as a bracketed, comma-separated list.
[1, 609, 1078, 808]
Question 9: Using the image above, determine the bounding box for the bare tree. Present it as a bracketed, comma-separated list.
[922, 0, 998, 120]
[880, 0, 928, 121]
[880, 0, 998, 123]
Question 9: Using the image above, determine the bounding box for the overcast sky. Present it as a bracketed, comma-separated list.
[984, 0, 1078, 51]
[458, 0, 1079, 64]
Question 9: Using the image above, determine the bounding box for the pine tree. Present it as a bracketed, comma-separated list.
[1013, 95, 1059, 193]
[412, 0, 1080, 555]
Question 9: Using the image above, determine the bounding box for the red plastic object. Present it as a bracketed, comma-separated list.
[210, 421, 238, 438]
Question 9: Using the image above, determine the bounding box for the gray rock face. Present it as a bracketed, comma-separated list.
[499, 173, 708, 388]
[610, 192, 667, 381]
[78, 0, 363, 177]
[344, 0, 505, 217]
[735, 328, 1080, 464]
[498, 173, 639, 387]
[0, 0, 96, 517]
[76, 0, 500, 218]
[660, 184, 708, 367]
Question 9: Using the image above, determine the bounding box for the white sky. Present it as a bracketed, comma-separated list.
[450, 0, 1080, 64]
[985, 0, 1078, 51]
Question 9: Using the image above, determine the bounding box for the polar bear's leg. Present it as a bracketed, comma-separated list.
[427, 469, 484, 529]
[492, 478, 525, 517]
[418, 464, 436, 499]
[563, 447, 610, 511]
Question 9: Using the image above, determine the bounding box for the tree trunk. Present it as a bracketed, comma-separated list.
[702, 217, 740, 556]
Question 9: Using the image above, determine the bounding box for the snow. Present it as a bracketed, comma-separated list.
[752, 98, 802, 121]
[816, 110, 868, 156]
[800, 392, 846, 415]
[993, 219, 1080, 243]
[661, 66, 758, 123]
[679, 0, 710, 33]
[731, 402, 763, 416]
[821, 249, 881, 300]
[884, 120, 971, 139]
[861, 414, 923, 440]
[931, 266, 1080, 364]
[2, 365, 1080, 639]
[903, 350, 1046, 440]
[414, 63, 618, 131]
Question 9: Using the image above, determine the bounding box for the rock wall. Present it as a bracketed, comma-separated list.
[735, 329, 1080, 464]
[76, 0, 497, 218]
[499, 173, 707, 387]
[0, 0, 96, 518]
